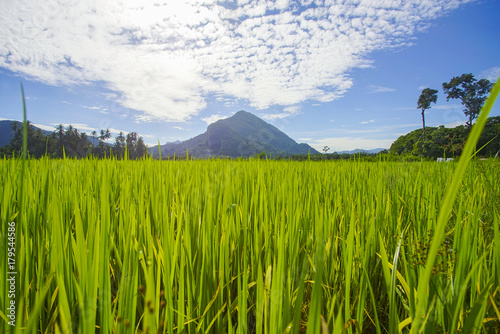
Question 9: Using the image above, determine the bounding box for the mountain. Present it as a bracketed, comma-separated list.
[0, 120, 53, 147]
[336, 148, 387, 154]
[149, 110, 318, 158]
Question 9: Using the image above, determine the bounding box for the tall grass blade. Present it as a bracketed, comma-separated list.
[411, 78, 500, 332]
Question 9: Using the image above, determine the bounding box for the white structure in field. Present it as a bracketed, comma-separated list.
[437, 158, 454, 162]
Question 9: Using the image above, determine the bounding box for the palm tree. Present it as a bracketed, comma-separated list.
[417, 88, 438, 142]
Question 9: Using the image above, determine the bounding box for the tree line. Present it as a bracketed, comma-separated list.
[394, 73, 498, 158]
[390, 116, 500, 158]
[0, 122, 149, 159]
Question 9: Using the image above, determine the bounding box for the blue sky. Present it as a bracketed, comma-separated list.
[1, 0, 499, 152]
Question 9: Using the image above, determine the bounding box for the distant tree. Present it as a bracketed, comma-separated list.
[442, 73, 494, 129]
[96, 129, 112, 157]
[135, 136, 149, 159]
[54, 124, 65, 156]
[126, 132, 138, 159]
[99, 129, 111, 141]
[6, 121, 48, 158]
[323, 146, 330, 154]
[77, 132, 91, 157]
[114, 131, 126, 158]
[123, 132, 149, 159]
[64, 125, 81, 157]
[476, 116, 500, 157]
[417, 88, 438, 142]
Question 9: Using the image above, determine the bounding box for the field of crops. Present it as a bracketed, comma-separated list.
[1, 156, 499, 333]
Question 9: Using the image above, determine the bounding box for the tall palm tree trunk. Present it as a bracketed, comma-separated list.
[422, 109, 426, 142]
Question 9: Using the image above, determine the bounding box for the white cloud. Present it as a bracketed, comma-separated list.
[480, 66, 500, 82]
[293, 123, 420, 138]
[261, 105, 301, 120]
[283, 105, 301, 114]
[82, 105, 102, 110]
[360, 119, 375, 124]
[0, 0, 475, 122]
[432, 104, 462, 110]
[311, 137, 395, 152]
[368, 85, 396, 94]
[444, 120, 467, 128]
[261, 112, 293, 120]
[53, 123, 96, 132]
[34, 122, 130, 136]
[80, 105, 109, 114]
[395, 104, 461, 111]
[32, 123, 57, 131]
[108, 128, 129, 135]
[201, 113, 228, 124]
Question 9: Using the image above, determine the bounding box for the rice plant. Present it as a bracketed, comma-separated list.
[1, 154, 499, 333]
[0, 81, 499, 333]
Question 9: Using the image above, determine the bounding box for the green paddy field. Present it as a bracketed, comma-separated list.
[1, 156, 499, 333]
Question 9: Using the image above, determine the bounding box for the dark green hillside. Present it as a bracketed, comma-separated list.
[390, 116, 500, 158]
[150, 110, 318, 158]
[0, 120, 52, 147]
[0, 121, 15, 147]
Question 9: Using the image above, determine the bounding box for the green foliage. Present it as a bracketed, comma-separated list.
[0, 121, 51, 158]
[443, 73, 494, 128]
[417, 88, 438, 141]
[1, 158, 499, 333]
[0, 122, 150, 160]
[390, 116, 500, 158]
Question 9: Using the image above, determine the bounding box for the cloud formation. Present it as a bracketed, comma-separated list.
[480, 66, 500, 82]
[261, 105, 301, 120]
[312, 137, 395, 152]
[201, 113, 228, 125]
[0, 0, 474, 122]
[368, 85, 396, 94]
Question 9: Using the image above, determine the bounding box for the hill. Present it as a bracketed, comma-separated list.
[0, 120, 106, 148]
[389, 116, 500, 158]
[149, 110, 318, 158]
[0, 120, 53, 147]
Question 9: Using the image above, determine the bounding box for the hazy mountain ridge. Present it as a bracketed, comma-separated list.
[0, 120, 53, 147]
[337, 148, 386, 154]
[149, 110, 319, 158]
[0, 120, 104, 148]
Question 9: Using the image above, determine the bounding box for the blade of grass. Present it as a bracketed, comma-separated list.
[412, 78, 500, 333]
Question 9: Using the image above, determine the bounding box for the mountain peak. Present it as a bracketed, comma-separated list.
[150, 111, 318, 158]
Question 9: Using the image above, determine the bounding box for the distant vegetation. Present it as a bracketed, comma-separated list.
[1, 73, 497, 162]
[2, 157, 499, 333]
[0, 121, 149, 159]
[0, 77, 498, 334]
[389, 116, 500, 158]
[394, 73, 498, 159]
[149, 110, 318, 158]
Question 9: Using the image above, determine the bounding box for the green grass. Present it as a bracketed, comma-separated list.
[0, 78, 499, 333]
[1, 156, 500, 333]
